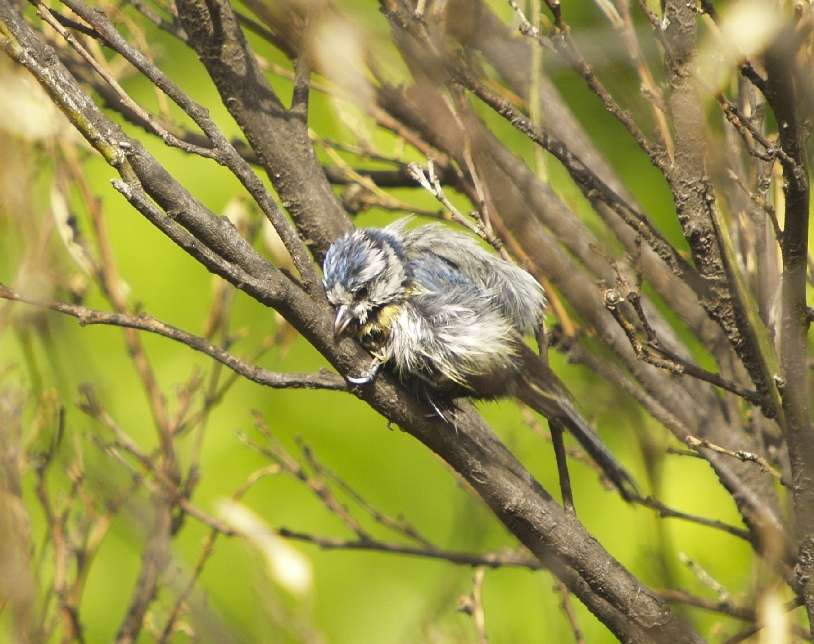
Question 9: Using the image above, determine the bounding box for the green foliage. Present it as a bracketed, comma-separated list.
[0, 0, 797, 641]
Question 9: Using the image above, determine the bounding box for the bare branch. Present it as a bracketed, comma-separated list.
[684, 436, 789, 487]
[278, 529, 542, 570]
[0, 283, 347, 391]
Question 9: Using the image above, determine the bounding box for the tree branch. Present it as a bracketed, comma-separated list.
[0, 283, 347, 391]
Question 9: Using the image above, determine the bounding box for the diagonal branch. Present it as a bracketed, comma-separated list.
[48, 0, 322, 293]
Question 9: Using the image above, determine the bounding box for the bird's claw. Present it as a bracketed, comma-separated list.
[346, 360, 381, 386]
[423, 397, 460, 429]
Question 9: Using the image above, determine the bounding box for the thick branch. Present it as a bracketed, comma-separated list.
[765, 23, 814, 622]
[661, 0, 782, 417]
[171, 0, 351, 257]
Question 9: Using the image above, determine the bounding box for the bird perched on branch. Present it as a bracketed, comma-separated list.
[322, 218, 636, 499]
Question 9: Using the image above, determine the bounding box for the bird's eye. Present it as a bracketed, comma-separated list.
[356, 286, 369, 300]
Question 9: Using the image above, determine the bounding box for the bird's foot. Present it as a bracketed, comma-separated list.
[346, 359, 382, 386]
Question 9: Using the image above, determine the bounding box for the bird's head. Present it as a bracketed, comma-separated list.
[322, 228, 409, 337]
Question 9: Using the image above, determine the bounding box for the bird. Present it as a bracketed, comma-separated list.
[322, 218, 637, 499]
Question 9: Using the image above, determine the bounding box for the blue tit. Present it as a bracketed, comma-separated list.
[323, 218, 637, 498]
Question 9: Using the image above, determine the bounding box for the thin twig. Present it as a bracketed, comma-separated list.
[509, 0, 668, 171]
[594, 248, 770, 409]
[304, 454, 434, 547]
[281, 529, 541, 570]
[84, 433, 234, 535]
[34, 2, 216, 159]
[557, 580, 585, 644]
[458, 568, 489, 644]
[727, 168, 783, 241]
[408, 160, 512, 262]
[0, 284, 346, 391]
[243, 417, 371, 539]
[684, 436, 789, 487]
[678, 553, 730, 602]
[657, 588, 754, 621]
[55, 0, 321, 292]
[159, 465, 281, 641]
[635, 496, 751, 540]
[445, 64, 702, 294]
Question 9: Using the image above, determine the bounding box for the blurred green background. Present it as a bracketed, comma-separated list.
[0, 0, 762, 642]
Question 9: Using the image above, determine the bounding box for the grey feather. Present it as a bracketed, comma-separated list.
[397, 221, 546, 336]
[322, 217, 637, 499]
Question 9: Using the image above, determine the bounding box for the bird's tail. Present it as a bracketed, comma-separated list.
[510, 344, 639, 501]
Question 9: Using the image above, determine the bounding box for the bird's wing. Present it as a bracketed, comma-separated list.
[387, 256, 518, 390]
[402, 224, 545, 335]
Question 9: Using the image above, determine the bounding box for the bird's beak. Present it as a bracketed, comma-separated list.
[334, 306, 353, 337]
